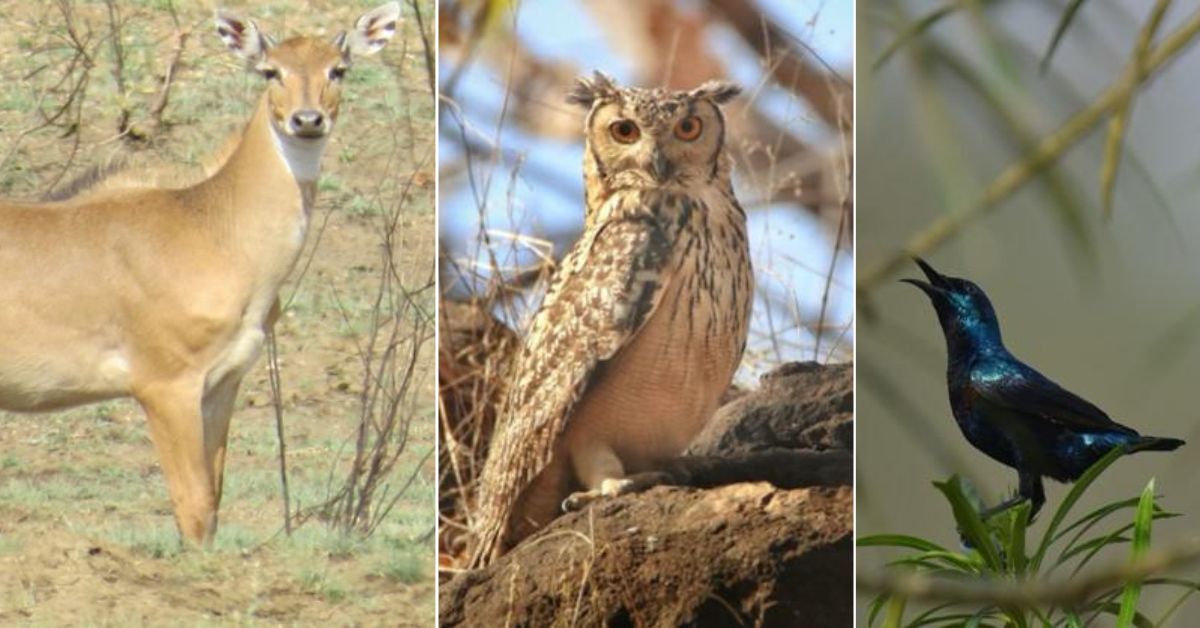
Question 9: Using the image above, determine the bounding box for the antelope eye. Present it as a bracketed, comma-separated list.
[674, 115, 703, 141]
[329, 66, 347, 81]
[259, 66, 281, 81]
[609, 119, 640, 144]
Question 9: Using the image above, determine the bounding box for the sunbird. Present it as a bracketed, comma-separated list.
[903, 258, 1184, 520]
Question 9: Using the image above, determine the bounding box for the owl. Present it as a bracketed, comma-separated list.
[469, 72, 753, 568]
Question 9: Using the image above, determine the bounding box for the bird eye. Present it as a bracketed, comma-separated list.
[329, 66, 348, 81]
[259, 66, 281, 81]
[609, 119, 640, 144]
[674, 115, 703, 141]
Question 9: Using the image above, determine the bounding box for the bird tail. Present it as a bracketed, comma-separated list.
[1129, 436, 1186, 453]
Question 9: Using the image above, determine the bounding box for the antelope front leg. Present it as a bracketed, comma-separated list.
[201, 373, 243, 507]
[137, 379, 220, 545]
[201, 326, 265, 509]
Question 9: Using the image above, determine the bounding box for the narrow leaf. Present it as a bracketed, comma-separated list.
[934, 476, 1003, 571]
[858, 534, 948, 552]
[1115, 478, 1156, 627]
[882, 594, 906, 628]
[875, 3, 962, 70]
[1008, 501, 1031, 575]
[1032, 446, 1127, 571]
[1041, 0, 1091, 72]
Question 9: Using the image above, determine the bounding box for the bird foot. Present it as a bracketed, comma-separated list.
[978, 495, 1028, 521]
[562, 478, 633, 512]
[958, 495, 1037, 554]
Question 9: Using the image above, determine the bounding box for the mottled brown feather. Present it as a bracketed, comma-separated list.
[469, 196, 680, 567]
[468, 75, 752, 568]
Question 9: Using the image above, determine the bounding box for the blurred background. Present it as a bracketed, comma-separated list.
[438, 0, 854, 378]
[436, 0, 853, 566]
[859, 0, 1200, 621]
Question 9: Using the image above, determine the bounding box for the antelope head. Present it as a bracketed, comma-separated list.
[214, 3, 400, 144]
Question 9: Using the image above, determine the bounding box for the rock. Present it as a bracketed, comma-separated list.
[689, 361, 852, 456]
[440, 484, 852, 627]
[439, 361, 854, 626]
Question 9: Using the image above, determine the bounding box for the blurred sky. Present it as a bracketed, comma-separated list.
[859, 0, 1200, 619]
[439, 0, 853, 380]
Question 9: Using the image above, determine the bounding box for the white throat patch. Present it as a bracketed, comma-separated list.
[270, 125, 328, 183]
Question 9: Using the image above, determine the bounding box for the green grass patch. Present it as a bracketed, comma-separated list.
[860, 448, 1197, 626]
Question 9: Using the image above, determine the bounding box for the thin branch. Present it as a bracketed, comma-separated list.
[858, 6, 1200, 295]
[859, 538, 1200, 608]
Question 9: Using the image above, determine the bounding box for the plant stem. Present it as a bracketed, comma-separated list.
[859, 7, 1200, 295]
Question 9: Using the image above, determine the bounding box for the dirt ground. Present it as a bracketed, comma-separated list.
[0, 1, 435, 624]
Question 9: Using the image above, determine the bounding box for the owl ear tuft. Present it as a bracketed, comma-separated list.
[692, 80, 741, 105]
[567, 70, 621, 109]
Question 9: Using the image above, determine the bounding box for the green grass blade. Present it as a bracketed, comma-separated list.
[1041, 0, 1091, 73]
[934, 476, 1003, 571]
[1083, 589, 1124, 625]
[964, 607, 995, 627]
[1062, 512, 1176, 571]
[859, 534, 949, 552]
[874, 3, 962, 70]
[1151, 577, 1200, 625]
[868, 593, 887, 627]
[1032, 446, 1127, 571]
[1062, 532, 1132, 568]
[1053, 497, 1141, 546]
[1116, 478, 1156, 627]
[1091, 602, 1155, 628]
[1007, 501, 1031, 575]
[908, 602, 966, 626]
[889, 550, 980, 573]
[913, 614, 986, 627]
[1052, 498, 1141, 570]
[882, 594, 906, 628]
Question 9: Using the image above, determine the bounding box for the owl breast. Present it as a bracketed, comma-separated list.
[561, 187, 753, 472]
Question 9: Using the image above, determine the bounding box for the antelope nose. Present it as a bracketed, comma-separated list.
[290, 110, 326, 137]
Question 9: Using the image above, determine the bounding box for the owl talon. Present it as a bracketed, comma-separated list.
[562, 490, 598, 512]
[562, 478, 635, 512]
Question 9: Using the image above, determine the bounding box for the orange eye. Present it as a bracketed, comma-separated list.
[609, 119, 640, 144]
[674, 116, 703, 141]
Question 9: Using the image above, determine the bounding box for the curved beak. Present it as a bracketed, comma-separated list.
[900, 257, 949, 297]
[648, 147, 673, 183]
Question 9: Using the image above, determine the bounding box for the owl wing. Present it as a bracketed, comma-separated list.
[470, 209, 679, 566]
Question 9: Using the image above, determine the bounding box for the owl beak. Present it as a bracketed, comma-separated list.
[648, 148, 674, 183]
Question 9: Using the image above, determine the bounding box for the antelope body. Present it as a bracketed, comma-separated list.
[0, 3, 399, 544]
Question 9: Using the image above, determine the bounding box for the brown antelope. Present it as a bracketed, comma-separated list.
[0, 3, 400, 544]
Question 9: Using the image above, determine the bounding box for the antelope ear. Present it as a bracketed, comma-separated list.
[341, 1, 401, 57]
[214, 9, 272, 63]
[566, 71, 621, 109]
[690, 80, 741, 105]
